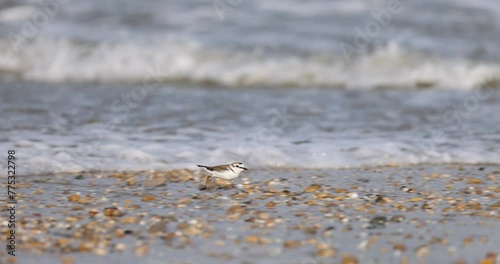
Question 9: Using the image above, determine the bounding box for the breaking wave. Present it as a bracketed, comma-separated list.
[0, 37, 499, 89]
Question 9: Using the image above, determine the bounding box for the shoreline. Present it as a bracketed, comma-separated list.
[4, 164, 499, 263]
[18, 161, 500, 177]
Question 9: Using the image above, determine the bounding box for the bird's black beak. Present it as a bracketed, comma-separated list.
[243, 167, 248, 170]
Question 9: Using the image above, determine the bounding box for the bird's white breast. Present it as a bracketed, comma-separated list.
[211, 169, 240, 180]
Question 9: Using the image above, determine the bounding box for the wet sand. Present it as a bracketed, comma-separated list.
[3, 165, 500, 264]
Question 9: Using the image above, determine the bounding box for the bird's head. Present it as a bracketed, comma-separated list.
[231, 162, 248, 172]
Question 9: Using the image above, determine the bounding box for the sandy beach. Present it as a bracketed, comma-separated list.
[4, 164, 498, 264]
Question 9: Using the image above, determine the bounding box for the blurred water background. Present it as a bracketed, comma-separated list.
[0, 0, 499, 174]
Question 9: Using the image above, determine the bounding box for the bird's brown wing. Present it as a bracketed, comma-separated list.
[198, 164, 229, 172]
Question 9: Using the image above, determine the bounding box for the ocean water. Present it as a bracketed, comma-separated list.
[0, 0, 499, 174]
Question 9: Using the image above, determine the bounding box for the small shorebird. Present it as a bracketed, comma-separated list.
[198, 162, 248, 190]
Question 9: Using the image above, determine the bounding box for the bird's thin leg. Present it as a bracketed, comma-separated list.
[200, 176, 212, 190]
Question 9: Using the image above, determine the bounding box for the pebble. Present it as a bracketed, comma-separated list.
[390, 215, 405, 223]
[415, 245, 430, 257]
[134, 244, 149, 256]
[315, 243, 336, 258]
[148, 220, 166, 235]
[103, 207, 123, 217]
[342, 254, 359, 264]
[393, 244, 407, 252]
[347, 192, 359, 198]
[258, 212, 271, 220]
[369, 216, 388, 228]
[283, 240, 301, 248]
[115, 243, 127, 251]
[400, 186, 416, 192]
[94, 248, 107, 256]
[304, 184, 322, 193]
[362, 193, 385, 203]
[141, 195, 156, 202]
[466, 178, 483, 184]
[88, 209, 99, 217]
[245, 235, 260, 244]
